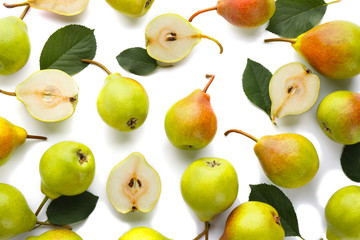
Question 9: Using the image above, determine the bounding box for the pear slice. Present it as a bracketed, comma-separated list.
[14, 69, 78, 122]
[269, 62, 320, 123]
[107, 152, 161, 214]
[145, 14, 223, 63]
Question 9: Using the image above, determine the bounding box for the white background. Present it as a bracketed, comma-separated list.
[1, 0, 360, 239]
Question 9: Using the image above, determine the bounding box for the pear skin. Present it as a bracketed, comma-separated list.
[26, 229, 83, 240]
[119, 227, 171, 240]
[106, 0, 154, 17]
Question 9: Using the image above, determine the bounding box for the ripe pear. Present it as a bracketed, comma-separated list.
[225, 129, 319, 188]
[317, 91, 360, 145]
[265, 20, 360, 79]
[189, 0, 275, 28]
[39, 141, 95, 199]
[164, 75, 217, 150]
[220, 201, 285, 240]
[82, 59, 149, 132]
[145, 14, 223, 63]
[0, 183, 37, 240]
[105, 0, 154, 17]
[0, 16, 30, 75]
[325, 185, 360, 240]
[26, 229, 83, 240]
[119, 227, 171, 240]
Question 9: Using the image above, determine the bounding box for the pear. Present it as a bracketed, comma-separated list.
[164, 75, 217, 150]
[225, 129, 319, 188]
[27, 229, 82, 240]
[107, 152, 161, 214]
[145, 14, 223, 63]
[265, 20, 360, 79]
[325, 185, 360, 240]
[119, 227, 171, 240]
[220, 201, 285, 240]
[269, 62, 320, 124]
[0, 16, 30, 75]
[0, 69, 79, 122]
[39, 141, 95, 199]
[0, 116, 46, 166]
[82, 59, 149, 132]
[317, 91, 360, 145]
[189, 0, 275, 28]
[0, 183, 37, 240]
[105, 0, 154, 17]
[4, 0, 89, 16]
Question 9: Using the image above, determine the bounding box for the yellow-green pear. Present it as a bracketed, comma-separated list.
[105, 0, 154, 17]
[119, 227, 171, 240]
[26, 229, 83, 240]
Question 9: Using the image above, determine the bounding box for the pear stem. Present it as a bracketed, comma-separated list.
[199, 35, 223, 54]
[3, 1, 29, 8]
[19, 4, 30, 20]
[35, 196, 49, 216]
[189, 6, 218, 22]
[36, 221, 72, 230]
[81, 59, 112, 75]
[328, 0, 341, 5]
[264, 38, 297, 44]
[0, 89, 16, 96]
[27, 134, 47, 141]
[224, 129, 259, 142]
[193, 230, 205, 240]
[205, 221, 210, 240]
[203, 74, 215, 93]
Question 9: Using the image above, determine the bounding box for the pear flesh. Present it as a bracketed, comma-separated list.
[15, 69, 79, 122]
[107, 152, 161, 214]
[270, 62, 320, 123]
[119, 227, 171, 240]
[26, 229, 83, 240]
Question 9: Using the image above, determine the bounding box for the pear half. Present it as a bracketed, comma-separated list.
[107, 152, 161, 214]
[15, 69, 78, 122]
[269, 62, 320, 123]
[145, 14, 223, 63]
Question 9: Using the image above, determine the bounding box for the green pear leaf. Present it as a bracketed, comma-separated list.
[40, 24, 97, 75]
[242, 58, 272, 119]
[266, 0, 339, 38]
[46, 191, 99, 225]
[341, 143, 360, 182]
[116, 47, 158, 76]
[249, 184, 303, 239]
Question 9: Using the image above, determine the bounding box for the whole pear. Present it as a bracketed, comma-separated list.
[0, 16, 30, 75]
[26, 229, 82, 240]
[317, 91, 360, 145]
[165, 75, 217, 150]
[325, 185, 360, 240]
[39, 141, 95, 199]
[106, 0, 154, 17]
[119, 227, 171, 240]
[220, 201, 285, 240]
[0, 183, 37, 240]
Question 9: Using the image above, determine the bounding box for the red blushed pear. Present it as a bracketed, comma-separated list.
[164, 75, 217, 150]
[189, 0, 275, 28]
[224, 129, 319, 188]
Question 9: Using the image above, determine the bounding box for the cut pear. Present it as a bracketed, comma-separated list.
[145, 14, 223, 63]
[107, 152, 161, 214]
[15, 69, 79, 122]
[269, 62, 320, 123]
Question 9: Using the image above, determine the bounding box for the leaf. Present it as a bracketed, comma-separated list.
[47, 191, 99, 225]
[40, 24, 97, 75]
[116, 47, 157, 76]
[242, 58, 272, 118]
[266, 0, 332, 38]
[249, 184, 303, 238]
[341, 143, 360, 182]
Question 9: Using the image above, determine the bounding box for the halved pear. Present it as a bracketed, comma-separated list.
[269, 62, 320, 123]
[107, 152, 161, 214]
[15, 69, 79, 122]
[145, 14, 223, 63]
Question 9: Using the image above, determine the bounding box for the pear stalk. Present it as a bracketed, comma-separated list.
[198, 35, 223, 54]
[203, 74, 215, 93]
[0, 89, 16, 96]
[36, 221, 72, 230]
[192, 221, 210, 240]
[3, 1, 29, 8]
[224, 129, 259, 142]
[35, 196, 49, 216]
[264, 38, 296, 44]
[81, 59, 112, 75]
[19, 5, 30, 20]
[189, 6, 217, 22]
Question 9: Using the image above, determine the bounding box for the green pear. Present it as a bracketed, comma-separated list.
[225, 129, 319, 188]
[119, 227, 171, 240]
[26, 229, 83, 240]
[0, 16, 30, 75]
[0, 116, 46, 166]
[39, 141, 95, 199]
[164, 75, 217, 150]
[317, 91, 360, 145]
[105, 0, 154, 17]
[0, 183, 37, 240]
[325, 185, 360, 240]
[220, 201, 285, 240]
[265, 20, 360, 79]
